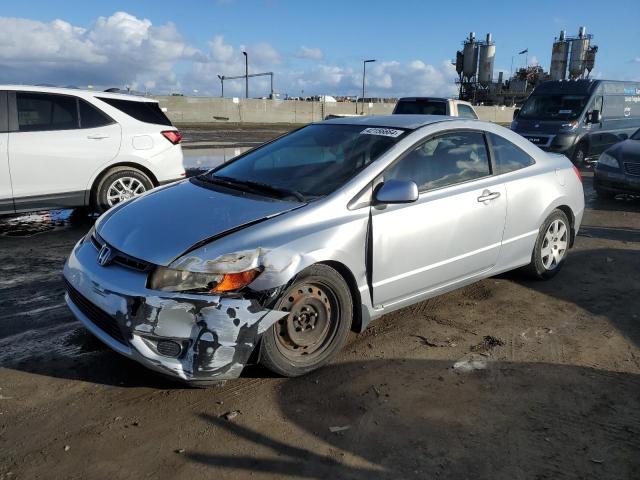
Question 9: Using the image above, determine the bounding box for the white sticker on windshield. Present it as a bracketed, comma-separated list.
[360, 127, 404, 138]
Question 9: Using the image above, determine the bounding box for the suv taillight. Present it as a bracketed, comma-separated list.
[161, 130, 182, 145]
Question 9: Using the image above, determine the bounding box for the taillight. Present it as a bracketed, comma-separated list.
[572, 165, 582, 183]
[161, 130, 182, 145]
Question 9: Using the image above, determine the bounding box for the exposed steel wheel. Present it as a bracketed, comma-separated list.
[259, 264, 353, 377]
[274, 282, 338, 359]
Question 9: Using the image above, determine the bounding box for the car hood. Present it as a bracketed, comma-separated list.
[96, 179, 304, 266]
[607, 139, 640, 164]
[513, 118, 573, 134]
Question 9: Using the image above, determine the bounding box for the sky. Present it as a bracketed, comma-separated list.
[0, 0, 638, 98]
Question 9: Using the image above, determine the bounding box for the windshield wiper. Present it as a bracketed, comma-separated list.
[207, 175, 306, 202]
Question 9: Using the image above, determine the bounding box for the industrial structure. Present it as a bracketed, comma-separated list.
[454, 27, 598, 106]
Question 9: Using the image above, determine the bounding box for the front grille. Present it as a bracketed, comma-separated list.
[65, 279, 128, 345]
[624, 163, 640, 176]
[91, 233, 152, 272]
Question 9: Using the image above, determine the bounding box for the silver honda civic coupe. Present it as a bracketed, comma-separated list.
[63, 115, 584, 383]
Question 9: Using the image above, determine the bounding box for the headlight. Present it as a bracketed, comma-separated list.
[597, 152, 619, 168]
[147, 266, 260, 294]
[560, 121, 577, 131]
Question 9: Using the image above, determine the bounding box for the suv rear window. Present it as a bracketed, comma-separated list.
[96, 97, 172, 126]
[394, 99, 447, 115]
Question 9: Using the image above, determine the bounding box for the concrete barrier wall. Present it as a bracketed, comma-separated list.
[155, 96, 515, 125]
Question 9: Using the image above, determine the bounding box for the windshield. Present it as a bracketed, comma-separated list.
[394, 100, 447, 115]
[201, 124, 406, 199]
[518, 94, 588, 120]
[632, 128, 640, 141]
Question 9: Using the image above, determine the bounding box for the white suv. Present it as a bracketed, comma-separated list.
[0, 85, 185, 214]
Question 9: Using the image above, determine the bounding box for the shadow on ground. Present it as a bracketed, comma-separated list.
[506, 247, 640, 348]
[186, 359, 640, 480]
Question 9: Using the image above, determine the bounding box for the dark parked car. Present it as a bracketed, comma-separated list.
[593, 128, 640, 198]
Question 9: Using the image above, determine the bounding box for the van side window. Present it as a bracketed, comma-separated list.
[386, 131, 491, 191]
[457, 104, 478, 119]
[16, 92, 79, 132]
[488, 133, 535, 174]
[79, 99, 114, 129]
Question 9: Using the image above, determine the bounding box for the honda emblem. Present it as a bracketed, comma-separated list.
[97, 245, 112, 266]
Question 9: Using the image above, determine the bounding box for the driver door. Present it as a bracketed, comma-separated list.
[371, 130, 506, 308]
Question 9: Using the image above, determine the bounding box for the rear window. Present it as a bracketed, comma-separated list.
[394, 99, 447, 116]
[96, 97, 172, 126]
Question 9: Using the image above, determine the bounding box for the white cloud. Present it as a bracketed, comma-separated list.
[0, 12, 458, 98]
[295, 46, 324, 60]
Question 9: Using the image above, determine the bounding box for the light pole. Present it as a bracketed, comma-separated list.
[361, 59, 376, 114]
[217, 74, 224, 97]
[242, 51, 248, 99]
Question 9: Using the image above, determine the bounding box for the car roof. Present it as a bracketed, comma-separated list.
[397, 97, 449, 102]
[321, 114, 458, 130]
[0, 84, 158, 103]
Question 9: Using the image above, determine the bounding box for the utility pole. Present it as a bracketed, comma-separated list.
[217, 74, 224, 97]
[362, 59, 376, 114]
[242, 51, 248, 99]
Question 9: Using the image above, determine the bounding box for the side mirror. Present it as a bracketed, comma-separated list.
[513, 108, 520, 120]
[374, 179, 419, 205]
[589, 109, 601, 124]
[618, 133, 628, 141]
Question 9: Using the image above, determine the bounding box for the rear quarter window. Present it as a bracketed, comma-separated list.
[96, 97, 172, 126]
[488, 132, 535, 174]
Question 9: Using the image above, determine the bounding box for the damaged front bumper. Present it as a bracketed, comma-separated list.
[63, 239, 287, 383]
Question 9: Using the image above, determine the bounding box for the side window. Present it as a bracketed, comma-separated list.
[79, 99, 113, 128]
[457, 104, 478, 119]
[488, 132, 535, 174]
[16, 92, 79, 132]
[386, 131, 491, 191]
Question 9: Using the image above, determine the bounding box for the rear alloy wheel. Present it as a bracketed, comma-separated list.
[94, 167, 154, 213]
[524, 209, 570, 279]
[259, 264, 352, 377]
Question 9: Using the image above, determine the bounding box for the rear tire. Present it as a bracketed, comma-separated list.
[259, 264, 353, 377]
[523, 209, 571, 280]
[93, 167, 153, 213]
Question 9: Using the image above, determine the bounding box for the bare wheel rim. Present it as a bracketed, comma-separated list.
[274, 281, 340, 361]
[106, 177, 147, 207]
[540, 219, 568, 271]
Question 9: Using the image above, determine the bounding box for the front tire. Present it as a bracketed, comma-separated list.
[524, 209, 570, 280]
[259, 264, 353, 377]
[572, 142, 588, 167]
[93, 167, 154, 213]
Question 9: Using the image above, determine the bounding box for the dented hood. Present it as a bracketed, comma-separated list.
[97, 179, 302, 266]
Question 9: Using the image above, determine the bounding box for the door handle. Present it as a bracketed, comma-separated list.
[477, 190, 501, 203]
[87, 134, 110, 140]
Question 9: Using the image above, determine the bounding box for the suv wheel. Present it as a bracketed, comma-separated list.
[94, 167, 154, 213]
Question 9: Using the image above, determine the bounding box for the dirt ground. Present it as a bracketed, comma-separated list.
[0, 132, 638, 479]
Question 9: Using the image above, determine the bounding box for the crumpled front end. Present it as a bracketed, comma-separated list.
[63, 237, 287, 383]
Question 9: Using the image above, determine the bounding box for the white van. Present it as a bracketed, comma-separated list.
[0, 86, 185, 214]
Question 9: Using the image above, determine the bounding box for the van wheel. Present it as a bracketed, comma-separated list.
[572, 142, 587, 167]
[93, 167, 154, 213]
[259, 264, 353, 377]
[523, 209, 570, 280]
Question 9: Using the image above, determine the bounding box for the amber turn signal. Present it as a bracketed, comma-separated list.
[210, 269, 260, 293]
